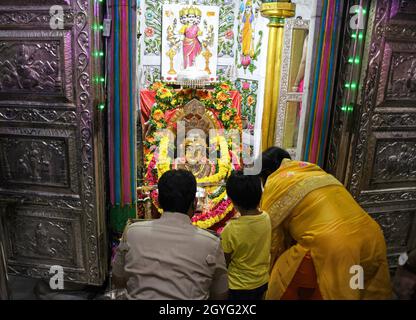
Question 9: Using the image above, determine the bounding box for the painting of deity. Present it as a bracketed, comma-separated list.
[237, 0, 264, 76]
[161, 4, 219, 82]
[241, 0, 254, 59]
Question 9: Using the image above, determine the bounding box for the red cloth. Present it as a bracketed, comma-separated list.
[280, 253, 323, 300]
[139, 89, 242, 125]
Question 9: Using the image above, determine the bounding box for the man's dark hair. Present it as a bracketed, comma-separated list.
[226, 171, 262, 211]
[158, 169, 197, 214]
[259, 147, 292, 182]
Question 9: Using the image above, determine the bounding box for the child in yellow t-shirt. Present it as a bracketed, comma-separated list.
[221, 171, 271, 300]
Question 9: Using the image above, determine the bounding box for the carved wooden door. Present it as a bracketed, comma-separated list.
[0, 1, 107, 285]
[328, 0, 416, 267]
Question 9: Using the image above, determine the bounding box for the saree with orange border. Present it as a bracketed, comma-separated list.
[260, 159, 392, 300]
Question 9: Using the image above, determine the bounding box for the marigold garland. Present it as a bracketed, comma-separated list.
[156, 136, 171, 179]
[144, 81, 242, 150]
[144, 135, 237, 230]
[211, 190, 227, 205]
[191, 199, 234, 229]
[142, 81, 244, 230]
[196, 136, 231, 184]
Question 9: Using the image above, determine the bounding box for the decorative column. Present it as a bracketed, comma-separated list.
[261, 1, 295, 151]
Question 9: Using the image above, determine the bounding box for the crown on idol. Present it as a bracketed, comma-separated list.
[179, 6, 202, 17]
[185, 134, 206, 147]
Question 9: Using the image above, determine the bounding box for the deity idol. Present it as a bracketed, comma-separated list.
[174, 133, 216, 180]
[179, 6, 203, 69]
[241, 0, 254, 61]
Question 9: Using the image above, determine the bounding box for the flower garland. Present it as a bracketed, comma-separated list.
[196, 136, 231, 184]
[142, 81, 244, 230]
[156, 135, 231, 185]
[191, 199, 234, 229]
[208, 185, 226, 200]
[144, 81, 242, 152]
[144, 134, 236, 229]
[156, 136, 171, 179]
[211, 189, 227, 205]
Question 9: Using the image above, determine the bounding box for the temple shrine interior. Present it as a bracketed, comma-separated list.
[0, 0, 415, 301]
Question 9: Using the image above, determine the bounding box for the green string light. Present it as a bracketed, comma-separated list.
[348, 57, 361, 64]
[94, 76, 105, 84]
[351, 32, 364, 39]
[345, 82, 357, 89]
[95, 1, 104, 111]
[93, 51, 104, 57]
[93, 23, 104, 31]
[341, 105, 354, 112]
[348, 57, 360, 64]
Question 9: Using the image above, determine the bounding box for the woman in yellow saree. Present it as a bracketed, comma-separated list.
[260, 147, 392, 300]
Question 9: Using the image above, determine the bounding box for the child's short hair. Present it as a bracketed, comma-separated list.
[226, 171, 262, 211]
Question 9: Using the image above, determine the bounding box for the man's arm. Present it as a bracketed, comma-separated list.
[209, 243, 229, 300]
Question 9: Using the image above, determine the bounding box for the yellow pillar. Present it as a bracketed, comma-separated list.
[261, 1, 296, 151]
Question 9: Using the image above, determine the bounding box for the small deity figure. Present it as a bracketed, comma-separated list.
[175, 133, 215, 180]
[179, 6, 203, 69]
[241, 0, 254, 62]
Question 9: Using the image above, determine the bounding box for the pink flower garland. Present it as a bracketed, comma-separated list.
[191, 198, 232, 224]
